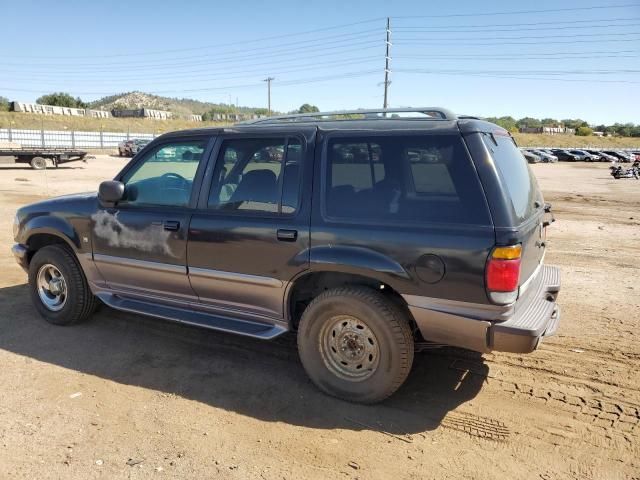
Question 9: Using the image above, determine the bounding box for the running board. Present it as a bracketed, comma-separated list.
[96, 293, 287, 340]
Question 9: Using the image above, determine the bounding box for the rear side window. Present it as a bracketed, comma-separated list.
[325, 135, 490, 225]
[482, 133, 540, 223]
[208, 137, 302, 214]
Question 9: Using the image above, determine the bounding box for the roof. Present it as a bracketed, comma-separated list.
[159, 107, 501, 138]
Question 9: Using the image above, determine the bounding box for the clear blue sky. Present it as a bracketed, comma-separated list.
[1, 0, 639, 124]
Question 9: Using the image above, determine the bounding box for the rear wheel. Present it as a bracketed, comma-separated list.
[30, 157, 47, 170]
[297, 286, 414, 403]
[28, 245, 98, 325]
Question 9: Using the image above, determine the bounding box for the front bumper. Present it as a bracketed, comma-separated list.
[406, 265, 561, 354]
[12, 244, 29, 272]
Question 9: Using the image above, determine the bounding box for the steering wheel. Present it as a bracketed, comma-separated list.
[161, 172, 187, 182]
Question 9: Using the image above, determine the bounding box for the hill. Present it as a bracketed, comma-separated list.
[89, 91, 267, 116]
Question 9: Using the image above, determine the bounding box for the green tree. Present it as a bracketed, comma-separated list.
[35, 92, 87, 108]
[575, 126, 593, 136]
[0, 96, 9, 111]
[298, 103, 320, 114]
[540, 118, 559, 126]
[516, 117, 542, 129]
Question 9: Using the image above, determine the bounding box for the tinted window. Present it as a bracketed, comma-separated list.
[121, 140, 206, 207]
[208, 137, 301, 214]
[482, 133, 540, 222]
[325, 135, 490, 225]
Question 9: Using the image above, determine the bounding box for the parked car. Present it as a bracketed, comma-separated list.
[567, 150, 600, 162]
[521, 149, 542, 163]
[530, 149, 558, 163]
[601, 150, 628, 163]
[551, 149, 579, 162]
[585, 150, 615, 162]
[129, 138, 151, 156]
[117, 140, 134, 157]
[11, 107, 560, 403]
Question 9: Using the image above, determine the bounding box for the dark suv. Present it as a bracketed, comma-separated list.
[12, 108, 560, 403]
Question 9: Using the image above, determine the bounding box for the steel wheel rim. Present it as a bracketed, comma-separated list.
[319, 315, 380, 381]
[36, 263, 67, 312]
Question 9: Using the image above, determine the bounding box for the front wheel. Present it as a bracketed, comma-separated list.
[28, 245, 98, 325]
[297, 287, 414, 403]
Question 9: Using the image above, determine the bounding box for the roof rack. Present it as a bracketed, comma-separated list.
[239, 107, 457, 125]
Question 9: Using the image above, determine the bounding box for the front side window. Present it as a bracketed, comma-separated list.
[121, 140, 206, 207]
[325, 135, 490, 225]
[208, 137, 302, 214]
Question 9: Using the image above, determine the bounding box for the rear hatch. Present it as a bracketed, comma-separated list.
[480, 132, 546, 287]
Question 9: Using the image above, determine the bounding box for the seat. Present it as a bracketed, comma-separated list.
[228, 169, 278, 208]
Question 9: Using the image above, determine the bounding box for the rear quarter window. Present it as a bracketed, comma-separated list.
[324, 134, 491, 226]
[482, 133, 540, 223]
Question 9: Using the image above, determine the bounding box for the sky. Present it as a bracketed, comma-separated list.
[1, 0, 639, 124]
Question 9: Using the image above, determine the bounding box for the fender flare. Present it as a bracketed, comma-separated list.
[20, 214, 80, 252]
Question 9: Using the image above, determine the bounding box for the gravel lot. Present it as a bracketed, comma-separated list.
[0, 156, 638, 479]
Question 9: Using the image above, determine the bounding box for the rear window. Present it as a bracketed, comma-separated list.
[482, 133, 540, 223]
[324, 135, 491, 226]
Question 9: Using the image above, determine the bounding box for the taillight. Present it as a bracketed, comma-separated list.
[486, 245, 522, 304]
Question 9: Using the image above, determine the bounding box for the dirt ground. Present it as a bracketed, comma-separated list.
[0, 156, 638, 480]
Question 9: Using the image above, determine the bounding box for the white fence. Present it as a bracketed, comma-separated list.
[0, 128, 156, 149]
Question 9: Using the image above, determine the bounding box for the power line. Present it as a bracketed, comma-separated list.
[395, 37, 640, 46]
[3, 38, 383, 71]
[0, 69, 382, 96]
[392, 3, 640, 18]
[0, 57, 381, 83]
[393, 22, 640, 34]
[395, 31, 640, 42]
[395, 69, 640, 84]
[2, 18, 385, 59]
[392, 16, 640, 29]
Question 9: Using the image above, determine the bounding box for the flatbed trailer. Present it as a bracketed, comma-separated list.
[0, 148, 92, 169]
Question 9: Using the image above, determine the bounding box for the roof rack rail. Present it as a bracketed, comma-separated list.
[239, 107, 457, 125]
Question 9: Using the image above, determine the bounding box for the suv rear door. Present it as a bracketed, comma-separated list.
[186, 129, 314, 321]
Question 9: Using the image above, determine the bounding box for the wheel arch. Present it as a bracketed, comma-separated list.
[20, 216, 81, 266]
[285, 269, 416, 333]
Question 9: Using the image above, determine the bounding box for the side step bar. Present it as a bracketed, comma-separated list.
[96, 293, 287, 340]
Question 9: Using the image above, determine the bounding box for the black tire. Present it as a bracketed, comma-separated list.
[30, 157, 47, 170]
[28, 245, 98, 326]
[297, 286, 414, 403]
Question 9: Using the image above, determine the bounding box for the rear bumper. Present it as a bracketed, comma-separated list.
[12, 243, 29, 272]
[406, 265, 561, 354]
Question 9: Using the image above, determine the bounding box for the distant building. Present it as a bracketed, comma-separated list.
[111, 108, 173, 120]
[10, 101, 111, 118]
[518, 125, 575, 135]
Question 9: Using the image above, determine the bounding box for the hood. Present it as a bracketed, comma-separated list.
[16, 191, 98, 220]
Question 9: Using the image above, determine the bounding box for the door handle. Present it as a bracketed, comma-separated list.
[277, 229, 297, 241]
[163, 220, 180, 231]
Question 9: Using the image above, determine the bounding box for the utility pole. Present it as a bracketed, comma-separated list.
[263, 77, 275, 116]
[383, 17, 391, 110]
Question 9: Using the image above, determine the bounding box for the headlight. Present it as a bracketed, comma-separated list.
[13, 215, 20, 240]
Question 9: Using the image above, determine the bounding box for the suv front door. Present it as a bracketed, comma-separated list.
[187, 132, 313, 322]
[92, 137, 212, 301]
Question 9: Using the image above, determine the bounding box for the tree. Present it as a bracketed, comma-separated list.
[575, 126, 593, 136]
[35, 92, 87, 108]
[298, 103, 319, 113]
[516, 117, 542, 129]
[540, 118, 559, 126]
[0, 96, 9, 111]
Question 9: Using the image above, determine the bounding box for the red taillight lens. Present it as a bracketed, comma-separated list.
[486, 258, 521, 292]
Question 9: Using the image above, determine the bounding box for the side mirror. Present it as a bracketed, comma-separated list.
[98, 180, 124, 206]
